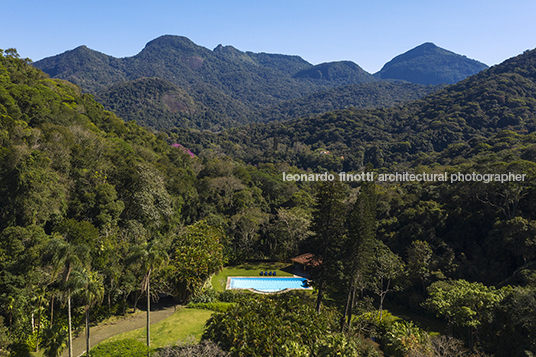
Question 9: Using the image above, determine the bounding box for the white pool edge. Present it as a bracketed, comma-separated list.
[225, 276, 313, 294]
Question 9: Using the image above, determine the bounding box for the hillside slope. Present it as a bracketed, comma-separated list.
[255, 81, 445, 122]
[173, 47, 536, 170]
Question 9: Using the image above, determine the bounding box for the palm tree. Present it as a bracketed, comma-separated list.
[33, 287, 48, 352]
[46, 237, 89, 357]
[71, 269, 104, 357]
[41, 324, 67, 357]
[127, 239, 168, 348]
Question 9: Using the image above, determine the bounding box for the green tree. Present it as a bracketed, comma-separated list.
[41, 324, 67, 357]
[0, 317, 10, 357]
[309, 179, 348, 313]
[485, 286, 536, 356]
[340, 182, 376, 332]
[383, 320, 430, 357]
[32, 287, 48, 353]
[6, 149, 68, 227]
[124, 163, 174, 228]
[407, 240, 433, 294]
[266, 207, 312, 260]
[229, 208, 269, 260]
[163, 221, 226, 301]
[493, 217, 536, 265]
[46, 237, 89, 357]
[369, 241, 405, 319]
[475, 160, 536, 220]
[204, 293, 376, 357]
[71, 269, 104, 357]
[425, 279, 508, 348]
[127, 239, 168, 348]
[0, 224, 50, 346]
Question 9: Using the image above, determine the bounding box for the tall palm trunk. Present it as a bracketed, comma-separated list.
[347, 283, 357, 329]
[146, 269, 151, 348]
[68, 291, 73, 357]
[50, 293, 55, 327]
[340, 282, 353, 332]
[35, 299, 42, 352]
[86, 308, 90, 357]
[315, 280, 324, 313]
[340, 274, 359, 332]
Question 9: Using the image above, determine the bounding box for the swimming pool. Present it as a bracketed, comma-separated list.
[227, 277, 311, 293]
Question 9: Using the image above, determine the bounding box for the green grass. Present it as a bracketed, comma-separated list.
[100, 308, 213, 348]
[211, 262, 294, 292]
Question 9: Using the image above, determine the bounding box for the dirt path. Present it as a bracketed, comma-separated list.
[61, 305, 177, 357]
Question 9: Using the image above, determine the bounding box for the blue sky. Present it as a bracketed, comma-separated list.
[2, 0, 535, 73]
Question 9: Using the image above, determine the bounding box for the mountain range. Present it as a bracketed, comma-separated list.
[33, 35, 488, 130]
[170, 46, 536, 172]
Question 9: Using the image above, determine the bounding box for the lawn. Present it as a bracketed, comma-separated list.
[211, 262, 294, 292]
[100, 307, 213, 348]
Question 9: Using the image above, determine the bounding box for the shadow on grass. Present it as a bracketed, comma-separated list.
[137, 295, 176, 312]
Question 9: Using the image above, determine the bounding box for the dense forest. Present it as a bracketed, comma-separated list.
[172, 47, 536, 171]
[1, 43, 535, 357]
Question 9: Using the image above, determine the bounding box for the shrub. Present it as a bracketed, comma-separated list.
[314, 333, 380, 357]
[203, 293, 331, 356]
[203, 292, 374, 357]
[40, 324, 67, 357]
[154, 337, 228, 357]
[383, 321, 430, 357]
[186, 302, 236, 313]
[217, 290, 251, 303]
[190, 288, 218, 304]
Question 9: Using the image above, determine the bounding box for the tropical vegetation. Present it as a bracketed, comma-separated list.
[0, 39, 535, 357]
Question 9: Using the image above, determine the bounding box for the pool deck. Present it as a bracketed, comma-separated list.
[226, 276, 313, 294]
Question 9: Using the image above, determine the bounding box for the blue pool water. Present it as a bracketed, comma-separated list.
[228, 277, 310, 293]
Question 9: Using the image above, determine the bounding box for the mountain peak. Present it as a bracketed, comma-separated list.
[214, 44, 239, 52]
[73, 45, 90, 51]
[141, 35, 203, 55]
[375, 43, 488, 85]
[293, 60, 374, 84]
[416, 42, 438, 49]
[65, 45, 102, 57]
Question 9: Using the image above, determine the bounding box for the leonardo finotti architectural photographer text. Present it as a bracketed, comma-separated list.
[282, 171, 527, 184]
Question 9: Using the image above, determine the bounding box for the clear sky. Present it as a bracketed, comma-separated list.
[2, 0, 535, 73]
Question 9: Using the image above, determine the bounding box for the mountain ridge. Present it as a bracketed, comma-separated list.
[33, 35, 489, 130]
[171, 46, 536, 171]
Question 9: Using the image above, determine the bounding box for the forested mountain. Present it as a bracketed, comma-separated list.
[255, 82, 445, 122]
[374, 42, 489, 85]
[31, 44, 127, 92]
[32, 35, 329, 128]
[292, 61, 375, 85]
[182, 47, 536, 170]
[94, 77, 246, 130]
[33, 36, 485, 130]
